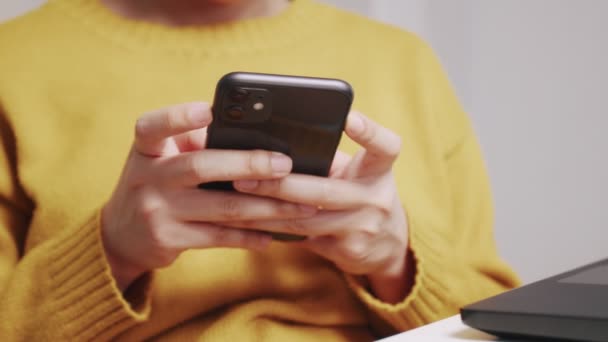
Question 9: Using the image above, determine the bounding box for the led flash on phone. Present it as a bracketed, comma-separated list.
[253, 102, 264, 111]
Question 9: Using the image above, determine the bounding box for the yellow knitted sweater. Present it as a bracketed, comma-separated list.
[0, 0, 519, 340]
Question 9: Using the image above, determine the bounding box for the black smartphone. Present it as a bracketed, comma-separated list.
[200, 72, 354, 240]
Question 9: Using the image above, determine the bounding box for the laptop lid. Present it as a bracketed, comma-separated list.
[461, 258, 608, 342]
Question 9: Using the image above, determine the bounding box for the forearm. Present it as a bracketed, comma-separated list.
[345, 222, 519, 337]
[0, 212, 152, 341]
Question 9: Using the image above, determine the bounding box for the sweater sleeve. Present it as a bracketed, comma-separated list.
[0, 109, 153, 341]
[344, 39, 521, 336]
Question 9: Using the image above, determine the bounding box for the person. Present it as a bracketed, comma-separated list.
[0, 0, 520, 340]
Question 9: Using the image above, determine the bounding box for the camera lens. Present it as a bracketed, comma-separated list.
[228, 88, 249, 102]
[225, 105, 245, 120]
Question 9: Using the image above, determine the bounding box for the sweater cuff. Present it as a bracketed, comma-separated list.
[345, 217, 456, 332]
[47, 211, 153, 341]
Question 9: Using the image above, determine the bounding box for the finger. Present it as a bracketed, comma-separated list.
[171, 188, 317, 222]
[173, 127, 208, 152]
[159, 149, 293, 185]
[234, 174, 375, 210]
[329, 151, 351, 178]
[226, 209, 367, 237]
[135, 102, 212, 157]
[345, 111, 402, 167]
[295, 235, 376, 275]
[170, 221, 272, 252]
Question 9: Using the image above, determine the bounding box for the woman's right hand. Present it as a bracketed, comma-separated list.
[101, 102, 316, 291]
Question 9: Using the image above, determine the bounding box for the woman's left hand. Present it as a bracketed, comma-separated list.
[230, 111, 413, 303]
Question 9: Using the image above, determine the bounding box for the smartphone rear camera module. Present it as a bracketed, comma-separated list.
[228, 88, 249, 103]
[225, 105, 245, 120]
[222, 87, 271, 124]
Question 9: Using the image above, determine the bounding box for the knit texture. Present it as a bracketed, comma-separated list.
[0, 0, 519, 340]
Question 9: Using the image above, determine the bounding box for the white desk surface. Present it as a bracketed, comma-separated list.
[378, 315, 526, 342]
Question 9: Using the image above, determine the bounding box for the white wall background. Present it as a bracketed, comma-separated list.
[1, 1, 607, 283]
[0, 0, 43, 20]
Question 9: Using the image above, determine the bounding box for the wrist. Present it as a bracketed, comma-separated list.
[103, 245, 145, 292]
[100, 205, 145, 292]
[367, 248, 416, 304]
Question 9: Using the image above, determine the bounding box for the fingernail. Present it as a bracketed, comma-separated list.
[299, 205, 317, 215]
[347, 112, 364, 136]
[235, 180, 259, 190]
[188, 103, 209, 125]
[271, 153, 292, 174]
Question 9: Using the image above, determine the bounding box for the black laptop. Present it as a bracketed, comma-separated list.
[461, 258, 608, 342]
